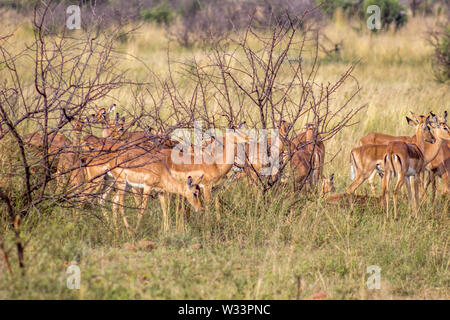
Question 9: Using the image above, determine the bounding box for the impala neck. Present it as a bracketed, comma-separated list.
[211, 134, 238, 171]
[414, 125, 428, 155]
[161, 170, 187, 196]
[305, 128, 314, 142]
[423, 135, 444, 166]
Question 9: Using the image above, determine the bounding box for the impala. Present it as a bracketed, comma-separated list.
[345, 144, 386, 195]
[108, 146, 204, 234]
[381, 112, 450, 219]
[165, 125, 250, 203]
[424, 111, 449, 199]
[287, 123, 325, 191]
[55, 117, 86, 190]
[347, 114, 429, 196]
[95, 105, 179, 148]
[359, 112, 423, 146]
[231, 120, 290, 184]
[321, 174, 381, 207]
[288, 123, 325, 186]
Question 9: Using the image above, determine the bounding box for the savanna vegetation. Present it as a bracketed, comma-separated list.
[0, 0, 448, 299]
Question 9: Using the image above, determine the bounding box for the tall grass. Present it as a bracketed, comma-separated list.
[0, 13, 448, 299]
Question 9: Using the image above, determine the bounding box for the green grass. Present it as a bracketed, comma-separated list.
[0, 181, 448, 299]
[0, 13, 449, 299]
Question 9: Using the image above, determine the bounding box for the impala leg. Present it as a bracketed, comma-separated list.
[419, 171, 426, 202]
[132, 187, 143, 209]
[413, 174, 420, 216]
[423, 170, 432, 202]
[135, 186, 150, 232]
[405, 176, 413, 204]
[346, 171, 369, 195]
[175, 195, 185, 232]
[381, 170, 390, 219]
[442, 171, 449, 195]
[406, 176, 416, 217]
[393, 173, 404, 221]
[112, 184, 131, 235]
[203, 186, 212, 205]
[368, 169, 377, 196]
[431, 171, 438, 200]
[158, 193, 170, 233]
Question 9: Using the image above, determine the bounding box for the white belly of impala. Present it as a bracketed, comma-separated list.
[127, 181, 145, 189]
[406, 167, 417, 177]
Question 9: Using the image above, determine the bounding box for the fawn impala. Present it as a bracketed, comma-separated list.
[321, 174, 381, 207]
[381, 112, 450, 219]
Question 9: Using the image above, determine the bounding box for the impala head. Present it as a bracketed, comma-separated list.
[185, 175, 204, 212]
[71, 119, 84, 134]
[321, 174, 335, 196]
[227, 123, 251, 144]
[95, 104, 116, 123]
[430, 111, 450, 141]
[279, 120, 291, 138]
[410, 111, 428, 124]
[406, 115, 435, 143]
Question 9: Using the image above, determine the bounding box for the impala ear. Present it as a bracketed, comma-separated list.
[430, 113, 439, 127]
[187, 176, 194, 189]
[108, 104, 116, 113]
[330, 173, 334, 182]
[100, 109, 107, 120]
[238, 121, 246, 129]
[444, 111, 448, 124]
[195, 174, 204, 185]
[115, 113, 120, 125]
[121, 116, 126, 124]
[406, 116, 417, 127]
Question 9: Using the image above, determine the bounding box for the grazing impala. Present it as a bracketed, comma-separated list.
[108, 146, 204, 234]
[381, 112, 450, 219]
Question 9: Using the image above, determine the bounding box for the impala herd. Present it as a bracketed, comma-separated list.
[22, 107, 449, 234]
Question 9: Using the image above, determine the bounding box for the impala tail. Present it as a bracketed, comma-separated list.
[349, 151, 357, 181]
[384, 152, 397, 178]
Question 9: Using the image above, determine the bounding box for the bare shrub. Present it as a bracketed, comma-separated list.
[172, 9, 365, 193]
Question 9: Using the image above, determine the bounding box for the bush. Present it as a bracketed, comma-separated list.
[140, 0, 175, 25]
[315, 0, 364, 18]
[429, 24, 450, 82]
[363, 0, 408, 31]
